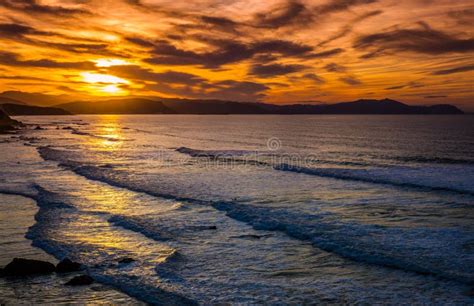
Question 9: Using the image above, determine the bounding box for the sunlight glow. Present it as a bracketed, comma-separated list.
[101, 84, 122, 94]
[94, 59, 129, 67]
[81, 72, 129, 84]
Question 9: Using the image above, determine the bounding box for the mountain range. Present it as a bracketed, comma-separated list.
[0, 91, 464, 115]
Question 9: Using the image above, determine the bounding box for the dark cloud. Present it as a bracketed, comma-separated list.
[208, 80, 269, 101]
[125, 37, 156, 48]
[0, 51, 96, 69]
[354, 25, 474, 55]
[0, 0, 89, 16]
[107, 65, 205, 85]
[250, 63, 307, 77]
[339, 76, 362, 85]
[107, 64, 268, 101]
[145, 39, 313, 68]
[325, 63, 347, 72]
[385, 81, 424, 90]
[317, 0, 378, 15]
[0, 23, 49, 37]
[432, 65, 474, 75]
[0, 23, 117, 57]
[448, 8, 474, 26]
[144, 79, 268, 102]
[200, 16, 240, 33]
[317, 10, 383, 47]
[254, 1, 312, 28]
[302, 73, 326, 84]
[424, 95, 447, 99]
[306, 48, 345, 58]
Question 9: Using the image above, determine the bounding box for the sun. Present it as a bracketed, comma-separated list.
[80, 72, 130, 95]
[101, 84, 122, 94]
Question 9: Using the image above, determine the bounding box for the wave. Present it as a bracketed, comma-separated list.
[18, 184, 197, 305]
[35, 146, 474, 285]
[174, 147, 474, 195]
[275, 164, 474, 196]
[391, 155, 474, 165]
[69, 128, 124, 142]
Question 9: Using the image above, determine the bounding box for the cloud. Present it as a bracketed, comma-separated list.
[432, 65, 474, 75]
[200, 16, 240, 33]
[207, 80, 269, 101]
[339, 76, 362, 85]
[0, 23, 49, 37]
[305, 48, 345, 58]
[354, 25, 474, 55]
[250, 63, 307, 77]
[302, 73, 326, 84]
[253, 0, 311, 28]
[424, 95, 447, 99]
[448, 8, 474, 26]
[108, 64, 268, 101]
[107, 65, 205, 85]
[317, 10, 383, 47]
[145, 39, 313, 68]
[0, 23, 116, 57]
[125, 37, 156, 48]
[325, 63, 347, 72]
[385, 81, 424, 90]
[317, 0, 378, 15]
[0, 51, 96, 69]
[0, 0, 89, 16]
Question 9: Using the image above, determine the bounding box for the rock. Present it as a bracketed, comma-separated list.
[56, 258, 82, 273]
[208, 225, 217, 230]
[65, 275, 94, 286]
[1, 258, 55, 277]
[34, 126, 43, 130]
[118, 257, 136, 264]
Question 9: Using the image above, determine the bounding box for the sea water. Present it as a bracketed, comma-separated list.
[0, 115, 473, 304]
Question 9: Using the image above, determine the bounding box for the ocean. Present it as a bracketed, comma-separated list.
[0, 115, 473, 304]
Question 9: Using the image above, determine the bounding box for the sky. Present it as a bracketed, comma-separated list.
[0, 0, 473, 110]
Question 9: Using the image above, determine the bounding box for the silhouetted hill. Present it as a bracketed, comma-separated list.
[58, 98, 175, 114]
[1, 103, 71, 116]
[13, 94, 464, 115]
[0, 97, 26, 105]
[160, 98, 268, 114]
[0, 91, 76, 107]
[272, 99, 464, 114]
[161, 98, 464, 115]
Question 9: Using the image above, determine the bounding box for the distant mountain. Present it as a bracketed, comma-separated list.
[56, 98, 464, 115]
[0, 91, 76, 107]
[57, 98, 175, 114]
[0, 97, 26, 105]
[271, 99, 464, 114]
[160, 98, 268, 114]
[1, 103, 71, 116]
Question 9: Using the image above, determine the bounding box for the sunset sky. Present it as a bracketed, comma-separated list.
[0, 0, 473, 110]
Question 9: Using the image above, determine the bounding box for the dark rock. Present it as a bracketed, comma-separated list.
[34, 126, 43, 130]
[1, 258, 55, 277]
[65, 275, 94, 286]
[118, 257, 135, 264]
[56, 258, 82, 273]
[208, 225, 217, 230]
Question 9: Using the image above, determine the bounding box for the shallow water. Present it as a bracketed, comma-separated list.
[1, 115, 473, 304]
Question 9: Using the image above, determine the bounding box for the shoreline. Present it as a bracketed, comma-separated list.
[0, 193, 144, 305]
